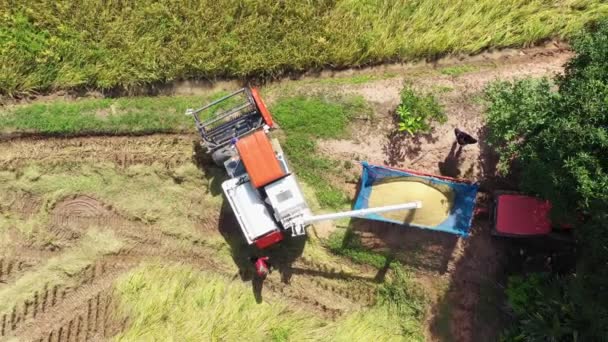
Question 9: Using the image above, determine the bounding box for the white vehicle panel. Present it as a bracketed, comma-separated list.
[222, 176, 280, 244]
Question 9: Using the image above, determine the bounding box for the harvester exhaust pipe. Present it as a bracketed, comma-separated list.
[303, 201, 422, 224]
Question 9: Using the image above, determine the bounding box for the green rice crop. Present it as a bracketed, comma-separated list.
[0, 94, 225, 135]
[1, 1, 607, 95]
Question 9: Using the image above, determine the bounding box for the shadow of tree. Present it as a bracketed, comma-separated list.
[475, 126, 518, 193]
[429, 217, 578, 341]
[428, 218, 507, 342]
[383, 130, 439, 167]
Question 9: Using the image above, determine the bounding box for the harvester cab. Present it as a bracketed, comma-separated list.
[188, 87, 421, 249]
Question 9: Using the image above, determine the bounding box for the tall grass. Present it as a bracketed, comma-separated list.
[1, 1, 607, 95]
[114, 264, 427, 341]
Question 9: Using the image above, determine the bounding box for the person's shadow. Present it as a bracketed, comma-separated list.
[249, 236, 305, 303]
[438, 142, 463, 178]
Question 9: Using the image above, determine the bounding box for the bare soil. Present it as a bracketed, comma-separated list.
[318, 44, 571, 182]
[0, 43, 572, 342]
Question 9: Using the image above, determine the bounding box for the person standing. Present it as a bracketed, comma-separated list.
[454, 128, 478, 146]
[250, 256, 271, 278]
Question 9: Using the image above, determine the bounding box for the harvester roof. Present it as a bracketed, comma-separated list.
[236, 131, 286, 188]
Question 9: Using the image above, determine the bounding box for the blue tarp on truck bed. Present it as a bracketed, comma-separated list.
[353, 162, 479, 237]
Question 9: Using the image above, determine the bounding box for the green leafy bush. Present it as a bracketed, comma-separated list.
[485, 20, 608, 340]
[503, 275, 576, 342]
[395, 84, 445, 135]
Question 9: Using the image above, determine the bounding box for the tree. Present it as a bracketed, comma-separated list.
[485, 20, 608, 340]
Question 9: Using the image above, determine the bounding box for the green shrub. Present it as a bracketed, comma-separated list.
[485, 20, 608, 340]
[395, 84, 445, 135]
[503, 274, 576, 342]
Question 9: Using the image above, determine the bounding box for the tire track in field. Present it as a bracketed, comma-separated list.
[6, 263, 127, 342]
[0, 134, 196, 169]
[0, 258, 44, 289]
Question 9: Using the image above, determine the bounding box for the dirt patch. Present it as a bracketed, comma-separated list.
[49, 196, 134, 245]
[0, 258, 41, 287]
[0, 134, 196, 169]
[310, 221, 336, 239]
[5, 262, 129, 341]
[352, 219, 459, 274]
[95, 107, 111, 118]
[52, 196, 110, 218]
[319, 45, 571, 185]
[429, 219, 505, 342]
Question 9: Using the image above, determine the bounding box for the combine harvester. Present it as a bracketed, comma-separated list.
[187, 88, 422, 248]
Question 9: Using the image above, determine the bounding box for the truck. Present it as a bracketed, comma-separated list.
[490, 191, 574, 240]
[187, 87, 421, 249]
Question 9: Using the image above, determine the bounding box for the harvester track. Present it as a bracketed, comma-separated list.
[0, 258, 42, 288]
[1, 261, 123, 341]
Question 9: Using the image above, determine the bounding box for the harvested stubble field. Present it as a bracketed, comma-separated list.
[0, 44, 571, 341]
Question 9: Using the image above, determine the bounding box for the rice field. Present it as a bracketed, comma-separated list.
[1, 0, 607, 95]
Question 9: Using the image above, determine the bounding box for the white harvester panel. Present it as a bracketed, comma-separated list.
[221, 176, 280, 244]
[264, 174, 311, 236]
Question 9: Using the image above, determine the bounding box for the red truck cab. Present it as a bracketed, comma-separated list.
[491, 191, 573, 237]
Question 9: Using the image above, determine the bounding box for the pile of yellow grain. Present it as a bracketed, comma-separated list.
[367, 177, 454, 226]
